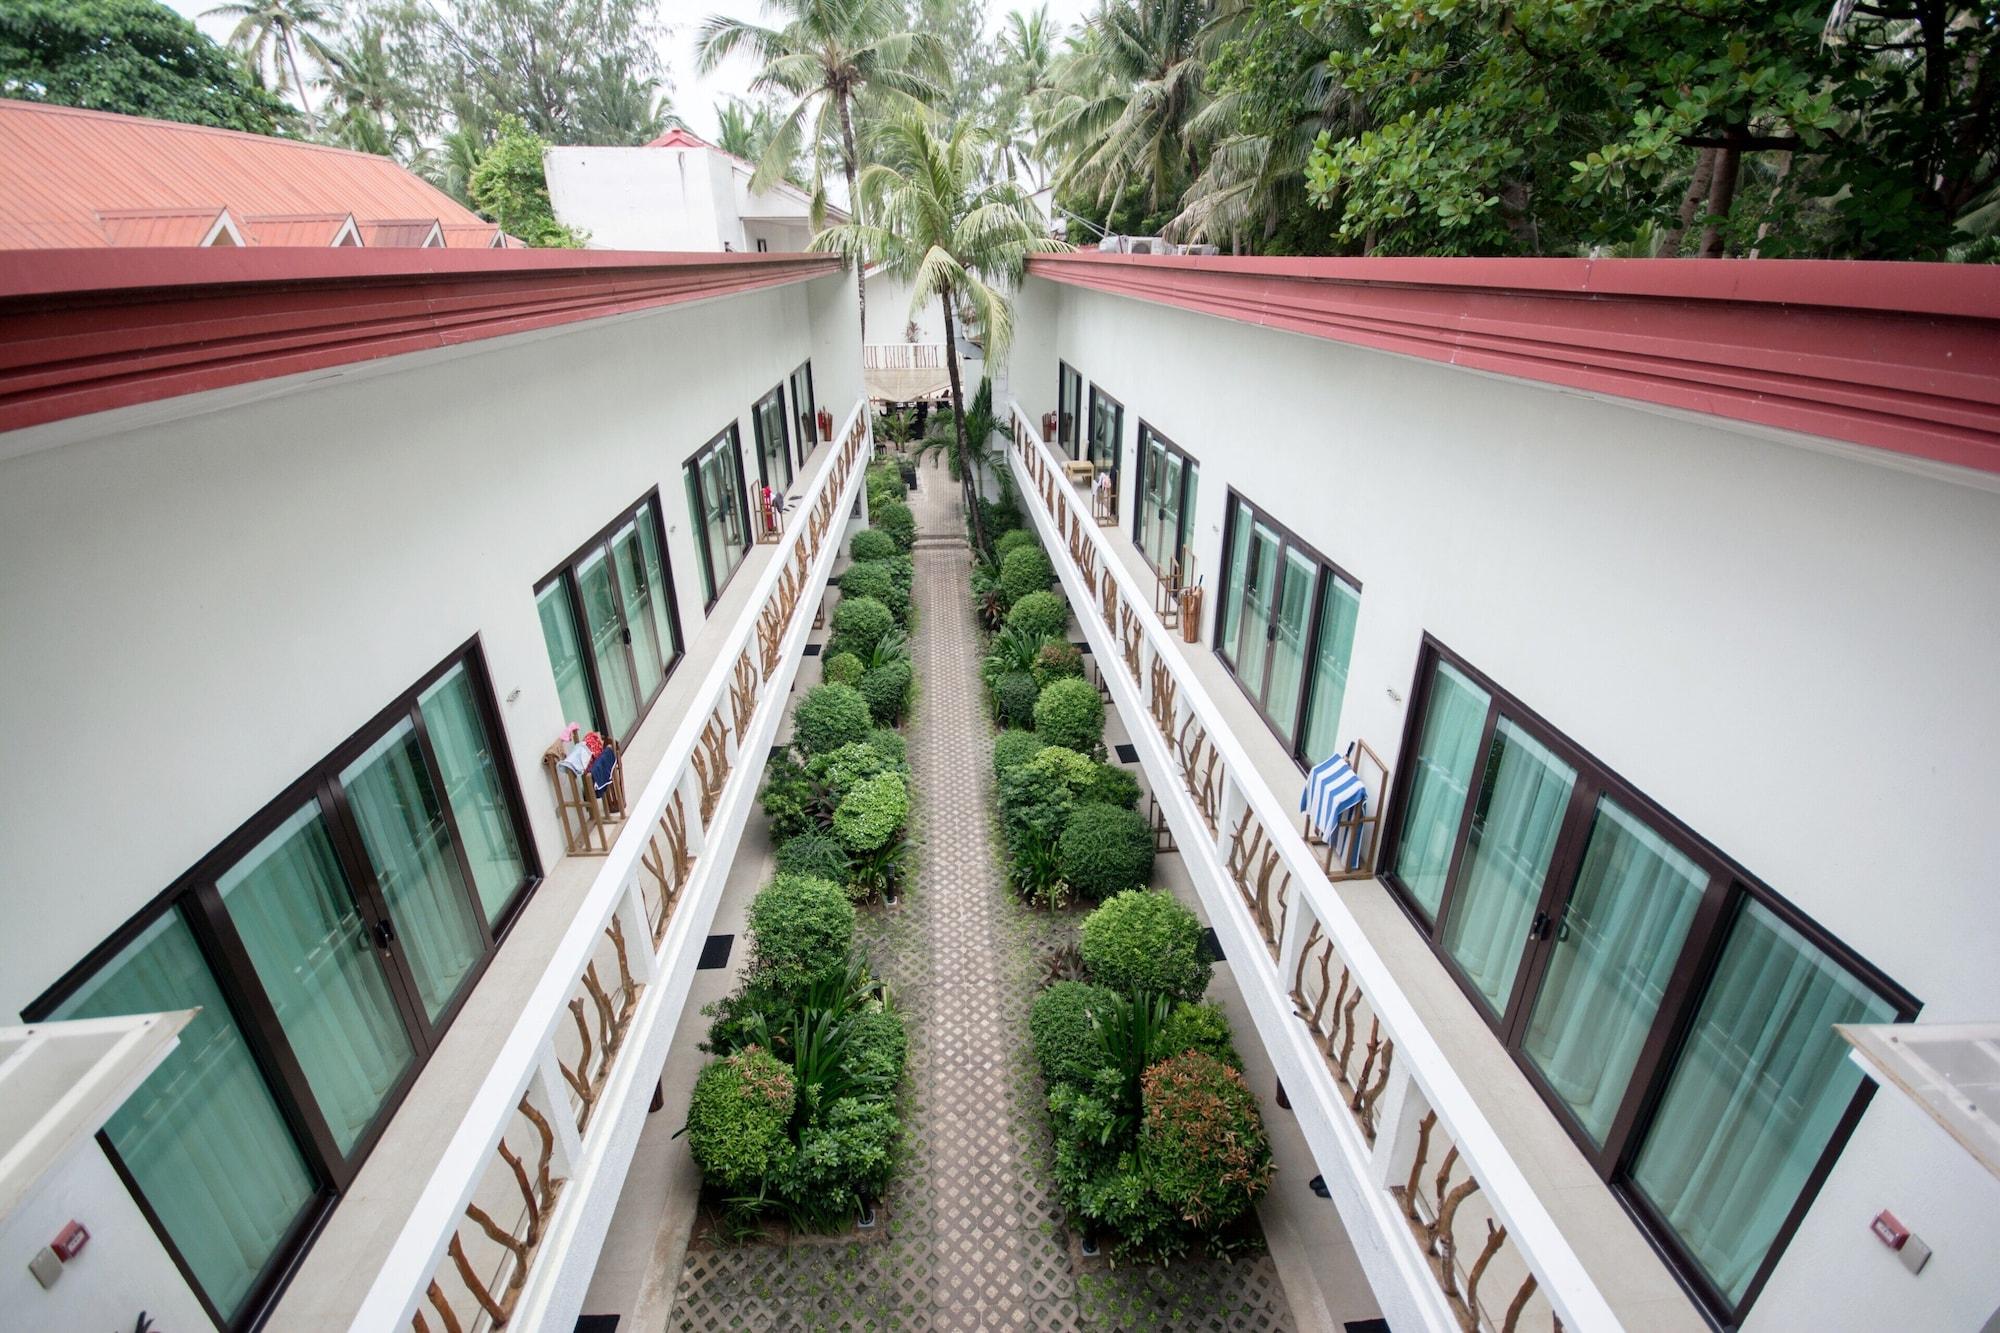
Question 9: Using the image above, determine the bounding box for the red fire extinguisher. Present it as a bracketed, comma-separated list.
[816, 406, 832, 442]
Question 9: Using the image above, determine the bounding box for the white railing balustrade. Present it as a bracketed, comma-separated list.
[1008, 401, 1617, 1333]
[356, 400, 873, 1333]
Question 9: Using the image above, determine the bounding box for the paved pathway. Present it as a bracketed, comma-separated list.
[668, 465, 1297, 1332]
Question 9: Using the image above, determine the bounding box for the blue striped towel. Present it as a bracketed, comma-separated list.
[1301, 751, 1369, 869]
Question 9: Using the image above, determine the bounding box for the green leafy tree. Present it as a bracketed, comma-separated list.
[468, 116, 588, 246]
[0, 0, 299, 134]
[990, 5, 1057, 186]
[698, 0, 945, 337]
[316, 20, 419, 156]
[813, 113, 1067, 558]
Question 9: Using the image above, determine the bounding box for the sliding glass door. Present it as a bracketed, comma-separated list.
[686, 426, 752, 607]
[537, 492, 684, 747]
[1135, 424, 1198, 577]
[752, 383, 793, 494]
[31, 644, 536, 1328]
[1215, 490, 1364, 766]
[1058, 362, 1082, 455]
[1382, 640, 1914, 1325]
[790, 361, 818, 461]
[1087, 385, 1123, 492]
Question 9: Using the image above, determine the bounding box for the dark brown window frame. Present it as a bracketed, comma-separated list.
[1058, 361, 1083, 457]
[532, 488, 686, 751]
[684, 423, 754, 612]
[22, 638, 540, 1333]
[1085, 384, 1124, 507]
[750, 382, 794, 496]
[1377, 633, 1918, 1328]
[1131, 421, 1199, 577]
[790, 360, 818, 464]
[1212, 487, 1363, 771]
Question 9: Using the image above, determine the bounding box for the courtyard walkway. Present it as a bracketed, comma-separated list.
[667, 465, 1297, 1332]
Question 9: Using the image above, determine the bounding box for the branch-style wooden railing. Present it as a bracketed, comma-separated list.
[1010, 402, 1618, 1333]
[352, 400, 872, 1333]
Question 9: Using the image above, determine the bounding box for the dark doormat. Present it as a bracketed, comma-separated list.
[1199, 926, 1225, 963]
[576, 1317, 620, 1332]
[1115, 742, 1139, 764]
[1344, 1320, 1390, 1333]
[697, 933, 734, 970]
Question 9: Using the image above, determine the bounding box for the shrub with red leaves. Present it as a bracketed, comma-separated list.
[1141, 1050, 1274, 1230]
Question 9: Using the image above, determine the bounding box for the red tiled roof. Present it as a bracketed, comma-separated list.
[97, 207, 229, 247]
[242, 214, 358, 247]
[0, 99, 488, 248]
[644, 127, 713, 149]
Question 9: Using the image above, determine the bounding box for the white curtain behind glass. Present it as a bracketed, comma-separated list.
[54, 913, 317, 1320]
[1442, 720, 1576, 1014]
[1522, 798, 1705, 1143]
[1631, 900, 1894, 1302]
[1391, 663, 1491, 919]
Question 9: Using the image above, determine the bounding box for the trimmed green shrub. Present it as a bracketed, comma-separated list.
[829, 595, 897, 661]
[823, 651, 865, 688]
[866, 728, 907, 766]
[992, 729, 1043, 779]
[996, 746, 1098, 868]
[1154, 1002, 1242, 1071]
[850, 528, 897, 562]
[1058, 804, 1155, 900]
[845, 1008, 909, 1087]
[1032, 640, 1085, 688]
[792, 683, 873, 756]
[993, 671, 1040, 729]
[687, 1047, 795, 1191]
[1031, 981, 1121, 1089]
[808, 741, 900, 804]
[1142, 1051, 1273, 1229]
[759, 752, 822, 844]
[769, 1093, 900, 1218]
[875, 500, 916, 550]
[981, 624, 1047, 687]
[746, 874, 855, 995]
[839, 560, 910, 623]
[860, 658, 913, 725]
[1034, 677, 1105, 756]
[776, 831, 851, 886]
[1080, 890, 1211, 1004]
[833, 773, 909, 853]
[998, 544, 1055, 606]
[995, 528, 1040, 560]
[1081, 762, 1141, 810]
[1007, 590, 1069, 642]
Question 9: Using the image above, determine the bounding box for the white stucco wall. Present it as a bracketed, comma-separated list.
[0, 274, 854, 1016]
[0, 1148, 210, 1332]
[1012, 277, 2000, 1332]
[865, 267, 948, 346]
[546, 146, 735, 250]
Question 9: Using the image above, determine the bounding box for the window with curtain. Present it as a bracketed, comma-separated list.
[30, 643, 535, 1327]
[1058, 362, 1082, 455]
[1087, 385, 1124, 487]
[536, 491, 684, 747]
[1214, 490, 1364, 767]
[686, 426, 751, 607]
[1134, 424, 1198, 578]
[752, 383, 793, 494]
[50, 912, 320, 1325]
[790, 361, 817, 459]
[1381, 642, 1912, 1322]
[1630, 900, 1896, 1307]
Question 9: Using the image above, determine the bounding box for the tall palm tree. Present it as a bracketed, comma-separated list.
[317, 22, 417, 158]
[991, 5, 1056, 187]
[207, 0, 336, 110]
[1039, 0, 1210, 214]
[812, 112, 1069, 558]
[697, 0, 945, 339]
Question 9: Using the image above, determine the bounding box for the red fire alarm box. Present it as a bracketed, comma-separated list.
[1870, 1210, 1908, 1250]
[53, 1220, 89, 1261]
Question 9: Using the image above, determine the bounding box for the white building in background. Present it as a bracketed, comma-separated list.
[2, 239, 1997, 1333]
[544, 127, 840, 255]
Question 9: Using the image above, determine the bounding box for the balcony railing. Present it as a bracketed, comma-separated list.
[1008, 402, 1620, 1333]
[351, 400, 873, 1333]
